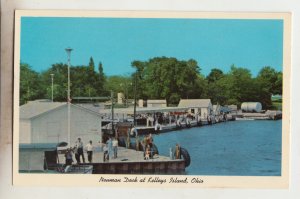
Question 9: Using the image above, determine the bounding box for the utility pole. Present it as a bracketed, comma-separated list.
[50, 73, 54, 102]
[126, 83, 128, 108]
[111, 90, 115, 133]
[133, 72, 137, 126]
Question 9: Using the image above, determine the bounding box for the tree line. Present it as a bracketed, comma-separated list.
[20, 56, 282, 109]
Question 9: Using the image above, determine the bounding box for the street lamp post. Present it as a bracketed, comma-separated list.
[50, 73, 54, 102]
[128, 82, 132, 108]
[65, 47, 73, 147]
[120, 83, 126, 106]
[111, 90, 114, 133]
[125, 83, 128, 108]
[133, 73, 137, 126]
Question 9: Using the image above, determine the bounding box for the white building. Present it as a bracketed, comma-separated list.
[178, 99, 213, 118]
[19, 100, 102, 144]
[117, 92, 125, 104]
[213, 104, 221, 116]
[147, 99, 167, 108]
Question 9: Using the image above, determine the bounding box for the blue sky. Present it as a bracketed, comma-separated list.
[20, 17, 283, 77]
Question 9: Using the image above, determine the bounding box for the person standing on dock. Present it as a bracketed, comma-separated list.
[223, 113, 227, 122]
[144, 145, 150, 160]
[169, 148, 173, 160]
[175, 143, 181, 159]
[103, 144, 109, 162]
[65, 148, 73, 165]
[126, 128, 131, 148]
[85, 140, 93, 163]
[135, 135, 140, 151]
[73, 145, 80, 164]
[75, 137, 85, 163]
[106, 137, 113, 159]
[112, 137, 118, 159]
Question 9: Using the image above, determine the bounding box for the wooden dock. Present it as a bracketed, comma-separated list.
[135, 114, 236, 135]
[238, 111, 282, 120]
[58, 147, 186, 174]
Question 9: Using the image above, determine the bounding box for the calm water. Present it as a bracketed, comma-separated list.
[153, 120, 282, 176]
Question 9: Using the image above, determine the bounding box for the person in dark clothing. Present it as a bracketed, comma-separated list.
[73, 146, 80, 164]
[65, 148, 73, 165]
[75, 137, 85, 163]
[86, 140, 93, 163]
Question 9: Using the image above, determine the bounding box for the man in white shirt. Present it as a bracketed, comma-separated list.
[112, 138, 118, 159]
[86, 140, 93, 163]
[103, 144, 109, 162]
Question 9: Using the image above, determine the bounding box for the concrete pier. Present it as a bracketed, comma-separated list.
[242, 111, 282, 120]
[58, 147, 186, 174]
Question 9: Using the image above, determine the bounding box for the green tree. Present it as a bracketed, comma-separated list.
[131, 60, 147, 99]
[39, 58, 109, 102]
[256, 66, 282, 108]
[207, 75, 230, 105]
[105, 76, 132, 96]
[20, 63, 44, 105]
[88, 57, 95, 71]
[257, 66, 282, 95]
[273, 72, 282, 95]
[97, 62, 107, 95]
[131, 57, 205, 105]
[206, 68, 227, 105]
[226, 65, 256, 107]
[207, 68, 224, 83]
[40, 63, 69, 102]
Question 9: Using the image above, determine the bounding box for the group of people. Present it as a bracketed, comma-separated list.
[103, 137, 118, 162]
[64, 136, 120, 165]
[64, 138, 95, 165]
[141, 134, 155, 160]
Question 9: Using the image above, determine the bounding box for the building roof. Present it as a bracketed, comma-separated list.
[20, 100, 103, 119]
[178, 99, 212, 108]
[147, 99, 167, 104]
[100, 106, 188, 114]
[75, 103, 104, 113]
[20, 100, 65, 119]
[19, 143, 63, 150]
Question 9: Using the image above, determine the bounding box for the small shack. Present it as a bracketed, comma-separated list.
[19, 143, 62, 172]
[178, 99, 213, 119]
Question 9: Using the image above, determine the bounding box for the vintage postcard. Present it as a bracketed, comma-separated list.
[13, 10, 291, 188]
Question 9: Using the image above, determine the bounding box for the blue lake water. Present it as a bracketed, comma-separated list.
[153, 120, 282, 176]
